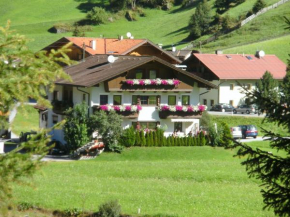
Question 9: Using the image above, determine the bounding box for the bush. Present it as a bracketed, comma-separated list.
[140, 131, 146, 146]
[135, 130, 141, 146]
[98, 200, 121, 217]
[125, 10, 138, 21]
[63, 208, 83, 217]
[86, 7, 108, 25]
[119, 127, 135, 147]
[252, 0, 266, 13]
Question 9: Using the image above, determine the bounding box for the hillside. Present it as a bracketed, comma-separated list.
[0, 0, 289, 62]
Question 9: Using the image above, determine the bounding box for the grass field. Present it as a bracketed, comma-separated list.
[11, 105, 39, 136]
[12, 145, 275, 216]
[0, 0, 289, 62]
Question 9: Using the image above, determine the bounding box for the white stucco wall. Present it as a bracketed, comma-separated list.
[200, 80, 256, 108]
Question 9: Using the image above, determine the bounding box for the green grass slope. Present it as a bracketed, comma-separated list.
[13, 146, 275, 217]
[0, 0, 288, 59]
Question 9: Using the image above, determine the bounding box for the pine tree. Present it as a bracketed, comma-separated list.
[162, 137, 167, 147]
[167, 137, 171, 146]
[225, 23, 290, 214]
[145, 132, 150, 147]
[135, 130, 141, 146]
[150, 131, 154, 147]
[153, 131, 158, 147]
[0, 21, 73, 214]
[140, 131, 146, 147]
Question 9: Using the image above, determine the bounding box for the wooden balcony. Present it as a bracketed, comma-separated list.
[52, 100, 74, 115]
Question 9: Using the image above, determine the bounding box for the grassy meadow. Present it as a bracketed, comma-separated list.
[13, 145, 275, 217]
[0, 0, 289, 63]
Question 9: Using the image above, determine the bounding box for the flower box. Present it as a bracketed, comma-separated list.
[157, 105, 206, 119]
[93, 105, 142, 118]
[124, 78, 181, 87]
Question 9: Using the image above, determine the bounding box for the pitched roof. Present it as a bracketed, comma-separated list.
[193, 53, 287, 80]
[42, 37, 181, 63]
[57, 55, 217, 88]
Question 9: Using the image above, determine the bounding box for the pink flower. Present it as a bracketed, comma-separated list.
[125, 105, 131, 111]
[198, 105, 206, 112]
[139, 80, 145, 85]
[176, 105, 182, 111]
[113, 106, 120, 111]
[173, 80, 180, 86]
[187, 106, 194, 112]
[126, 80, 134, 86]
[151, 80, 157, 85]
[161, 80, 168, 85]
[100, 105, 108, 111]
[161, 105, 169, 111]
[137, 105, 142, 111]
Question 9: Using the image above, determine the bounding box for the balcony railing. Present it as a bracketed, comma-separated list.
[93, 105, 142, 119]
[157, 105, 207, 119]
[51, 100, 74, 115]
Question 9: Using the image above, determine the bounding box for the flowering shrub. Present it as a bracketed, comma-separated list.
[157, 104, 207, 112]
[98, 105, 142, 112]
[125, 78, 180, 86]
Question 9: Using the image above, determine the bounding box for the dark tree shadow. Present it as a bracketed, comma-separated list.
[76, 2, 107, 13]
[164, 26, 188, 37]
[170, 0, 203, 14]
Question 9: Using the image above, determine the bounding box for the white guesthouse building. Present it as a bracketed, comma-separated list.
[46, 55, 216, 144]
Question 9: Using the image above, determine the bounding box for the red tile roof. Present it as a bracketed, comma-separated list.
[193, 53, 287, 79]
[66, 37, 146, 55]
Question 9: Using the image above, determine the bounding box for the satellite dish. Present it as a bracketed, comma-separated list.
[108, 55, 115, 63]
[259, 50, 265, 57]
[126, 32, 132, 38]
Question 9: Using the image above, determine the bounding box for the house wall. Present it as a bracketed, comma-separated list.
[199, 80, 256, 108]
[47, 81, 202, 143]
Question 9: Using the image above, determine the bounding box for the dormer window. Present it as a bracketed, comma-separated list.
[149, 70, 156, 79]
[135, 69, 143, 79]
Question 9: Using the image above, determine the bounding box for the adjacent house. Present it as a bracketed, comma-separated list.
[182, 51, 287, 107]
[41, 37, 181, 64]
[47, 54, 216, 143]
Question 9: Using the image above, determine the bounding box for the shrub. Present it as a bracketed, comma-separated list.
[53, 22, 74, 33]
[135, 130, 141, 146]
[119, 127, 135, 147]
[252, 0, 266, 13]
[125, 10, 138, 21]
[98, 200, 121, 217]
[63, 208, 83, 217]
[17, 202, 38, 211]
[140, 131, 146, 147]
[167, 137, 171, 146]
[86, 7, 108, 25]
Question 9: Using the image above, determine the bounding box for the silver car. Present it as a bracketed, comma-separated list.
[230, 127, 242, 139]
[233, 105, 255, 114]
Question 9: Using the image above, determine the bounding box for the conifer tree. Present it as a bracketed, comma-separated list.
[0, 21, 73, 213]
[150, 131, 154, 147]
[225, 21, 290, 215]
[135, 130, 141, 146]
[153, 131, 158, 147]
[140, 131, 146, 147]
[145, 132, 150, 147]
[167, 137, 171, 146]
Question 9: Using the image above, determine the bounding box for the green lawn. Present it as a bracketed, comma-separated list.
[11, 105, 39, 136]
[13, 146, 275, 217]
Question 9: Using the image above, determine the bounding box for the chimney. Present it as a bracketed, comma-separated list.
[158, 43, 163, 49]
[215, 50, 223, 55]
[90, 40, 96, 50]
[172, 46, 176, 52]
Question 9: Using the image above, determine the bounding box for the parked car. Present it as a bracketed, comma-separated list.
[238, 125, 258, 139]
[233, 105, 256, 114]
[230, 127, 242, 139]
[210, 103, 234, 112]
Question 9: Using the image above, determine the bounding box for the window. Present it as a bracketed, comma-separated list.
[149, 70, 157, 79]
[135, 69, 143, 79]
[230, 84, 234, 90]
[246, 83, 252, 90]
[63, 86, 73, 101]
[113, 95, 122, 105]
[132, 95, 138, 105]
[100, 95, 108, 105]
[132, 122, 157, 130]
[229, 100, 234, 106]
[140, 96, 158, 105]
[210, 100, 214, 106]
[203, 99, 207, 106]
[174, 122, 182, 132]
[182, 95, 190, 105]
[52, 115, 58, 124]
[53, 91, 58, 101]
[168, 95, 176, 105]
